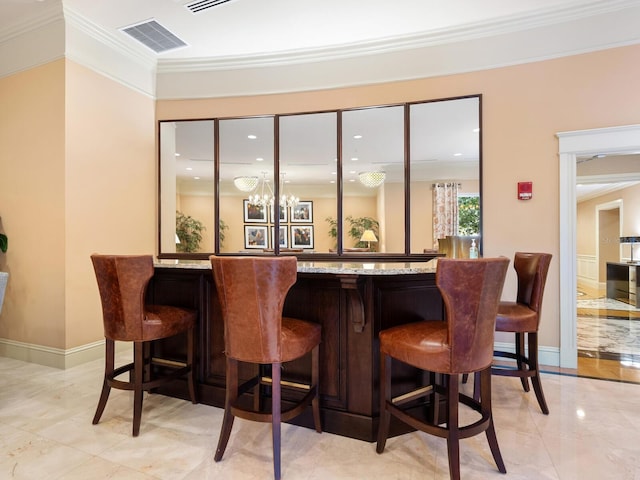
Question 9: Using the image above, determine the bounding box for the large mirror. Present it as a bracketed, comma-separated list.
[159, 95, 481, 258]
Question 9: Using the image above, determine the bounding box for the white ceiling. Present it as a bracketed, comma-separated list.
[0, 0, 631, 64]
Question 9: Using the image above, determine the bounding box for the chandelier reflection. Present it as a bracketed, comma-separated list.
[247, 172, 299, 208]
[248, 172, 275, 207]
[358, 171, 386, 188]
[280, 173, 299, 208]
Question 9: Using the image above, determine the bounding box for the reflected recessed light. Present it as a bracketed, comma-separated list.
[256, 157, 264, 162]
[194, 176, 200, 180]
[472, 128, 480, 133]
[349, 179, 355, 182]
[453, 153, 462, 157]
[186, 167, 193, 171]
[175, 153, 180, 157]
[354, 135, 362, 139]
[351, 157, 358, 161]
[330, 180, 336, 184]
[248, 134, 257, 139]
[332, 171, 337, 175]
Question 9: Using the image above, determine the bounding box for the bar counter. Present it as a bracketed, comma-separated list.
[149, 259, 443, 442]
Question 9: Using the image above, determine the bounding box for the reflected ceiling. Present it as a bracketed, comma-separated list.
[173, 98, 480, 195]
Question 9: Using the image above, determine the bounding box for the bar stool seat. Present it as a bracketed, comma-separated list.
[90, 254, 197, 437]
[210, 255, 322, 480]
[492, 252, 552, 415]
[376, 257, 510, 480]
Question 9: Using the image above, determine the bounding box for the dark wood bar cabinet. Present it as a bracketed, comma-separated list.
[147, 261, 443, 442]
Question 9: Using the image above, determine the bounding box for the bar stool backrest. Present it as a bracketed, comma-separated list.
[437, 257, 509, 373]
[211, 255, 297, 364]
[91, 254, 154, 342]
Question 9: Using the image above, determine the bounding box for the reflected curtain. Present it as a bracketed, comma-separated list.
[432, 182, 459, 248]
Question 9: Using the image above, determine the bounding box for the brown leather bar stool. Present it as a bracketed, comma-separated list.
[376, 257, 509, 480]
[210, 255, 321, 480]
[91, 254, 197, 436]
[492, 252, 552, 414]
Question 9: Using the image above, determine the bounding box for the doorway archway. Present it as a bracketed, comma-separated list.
[557, 124, 640, 368]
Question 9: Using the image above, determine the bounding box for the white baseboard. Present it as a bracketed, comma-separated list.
[2, 338, 561, 371]
[0, 338, 132, 369]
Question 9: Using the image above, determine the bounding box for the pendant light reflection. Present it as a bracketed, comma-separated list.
[233, 176, 259, 192]
[358, 171, 386, 188]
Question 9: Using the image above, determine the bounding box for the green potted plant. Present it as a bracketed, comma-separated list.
[325, 216, 380, 251]
[176, 211, 206, 253]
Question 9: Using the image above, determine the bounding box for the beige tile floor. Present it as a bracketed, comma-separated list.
[2, 354, 640, 479]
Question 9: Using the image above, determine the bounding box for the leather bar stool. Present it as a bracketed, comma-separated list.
[210, 255, 321, 480]
[91, 254, 197, 436]
[376, 257, 509, 480]
[492, 252, 552, 414]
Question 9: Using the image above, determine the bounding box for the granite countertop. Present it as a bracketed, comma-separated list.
[155, 259, 438, 275]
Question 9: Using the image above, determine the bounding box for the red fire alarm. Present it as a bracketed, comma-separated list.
[518, 181, 532, 200]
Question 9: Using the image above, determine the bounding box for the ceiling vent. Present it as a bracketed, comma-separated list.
[185, 0, 235, 14]
[121, 20, 187, 54]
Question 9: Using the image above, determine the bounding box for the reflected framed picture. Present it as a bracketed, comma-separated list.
[271, 226, 288, 248]
[244, 225, 268, 249]
[270, 204, 288, 223]
[244, 200, 267, 223]
[291, 201, 313, 223]
[291, 225, 314, 249]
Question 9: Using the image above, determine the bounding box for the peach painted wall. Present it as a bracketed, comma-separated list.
[64, 60, 156, 349]
[0, 59, 155, 351]
[158, 44, 640, 349]
[0, 60, 66, 349]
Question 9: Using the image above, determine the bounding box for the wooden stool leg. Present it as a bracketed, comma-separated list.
[133, 342, 144, 437]
[311, 345, 322, 433]
[272, 362, 282, 480]
[376, 354, 392, 453]
[515, 332, 530, 392]
[528, 332, 549, 414]
[446, 374, 461, 480]
[93, 338, 114, 425]
[187, 327, 197, 404]
[215, 359, 238, 462]
[479, 368, 506, 473]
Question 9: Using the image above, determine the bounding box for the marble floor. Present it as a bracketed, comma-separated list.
[576, 291, 640, 382]
[2, 355, 640, 479]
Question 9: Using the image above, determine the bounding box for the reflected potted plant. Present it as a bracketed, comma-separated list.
[325, 216, 380, 251]
[0, 231, 8, 314]
[176, 211, 206, 253]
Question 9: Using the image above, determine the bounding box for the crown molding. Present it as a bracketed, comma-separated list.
[63, 5, 156, 72]
[0, 1, 63, 42]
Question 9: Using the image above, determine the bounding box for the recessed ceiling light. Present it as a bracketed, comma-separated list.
[332, 171, 337, 175]
[330, 180, 336, 184]
[473, 128, 480, 133]
[194, 176, 200, 180]
[256, 157, 264, 162]
[349, 170, 356, 174]
[248, 134, 257, 139]
[351, 157, 358, 161]
[453, 153, 462, 156]
[186, 167, 193, 171]
[353, 135, 362, 139]
[349, 179, 355, 182]
[175, 153, 181, 156]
